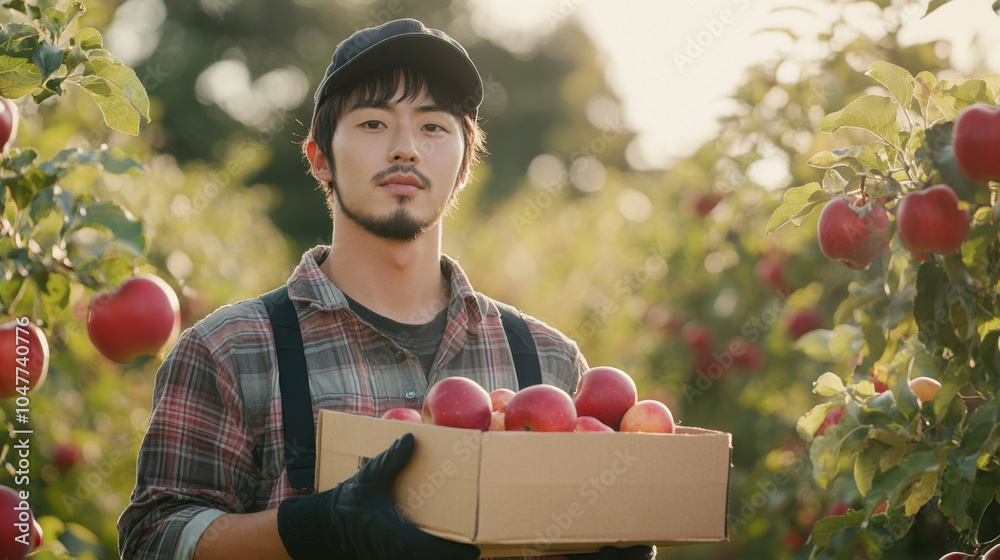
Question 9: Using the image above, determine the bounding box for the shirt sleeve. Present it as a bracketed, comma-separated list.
[118, 327, 260, 560]
[521, 314, 589, 395]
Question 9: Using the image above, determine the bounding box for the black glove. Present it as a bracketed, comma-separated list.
[277, 433, 480, 560]
[562, 545, 656, 560]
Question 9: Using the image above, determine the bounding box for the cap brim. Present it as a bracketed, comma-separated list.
[312, 33, 483, 123]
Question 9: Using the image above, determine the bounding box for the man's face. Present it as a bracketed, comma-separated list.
[321, 86, 466, 241]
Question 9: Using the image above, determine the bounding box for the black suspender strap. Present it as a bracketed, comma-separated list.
[261, 285, 316, 489]
[498, 305, 542, 389]
[263, 284, 542, 489]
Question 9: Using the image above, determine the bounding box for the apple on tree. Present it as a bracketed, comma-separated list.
[87, 274, 181, 363]
[422, 376, 492, 431]
[785, 307, 825, 340]
[505, 384, 577, 432]
[909, 376, 941, 404]
[0, 321, 49, 400]
[573, 366, 638, 431]
[896, 185, 969, 256]
[0, 96, 18, 155]
[817, 196, 891, 270]
[815, 406, 845, 437]
[951, 103, 1000, 183]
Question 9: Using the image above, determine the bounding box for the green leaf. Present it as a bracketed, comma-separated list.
[73, 27, 102, 51]
[983, 73, 1000, 101]
[914, 262, 964, 352]
[807, 146, 881, 172]
[930, 79, 992, 121]
[814, 372, 847, 396]
[855, 444, 882, 496]
[961, 404, 999, 459]
[940, 458, 974, 533]
[64, 200, 145, 255]
[810, 509, 865, 549]
[72, 75, 141, 135]
[881, 443, 907, 473]
[914, 71, 937, 107]
[43, 2, 85, 36]
[28, 185, 76, 227]
[0, 23, 45, 98]
[866, 61, 915, 111]
[766, 182, 831, 234]
[84, 53, 150, 121]
[904, 471, 938, 516]
[869, 450, 940, 506]
[798, 401, 839, 441]
[993, 1, 1000, 16]
[30, 40, 63, 79]
[819, 95, 902, 146]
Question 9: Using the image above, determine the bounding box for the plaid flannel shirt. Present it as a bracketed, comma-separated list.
[117, 246, 588, 560]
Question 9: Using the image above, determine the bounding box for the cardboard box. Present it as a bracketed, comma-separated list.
[316, 410, 732, 557]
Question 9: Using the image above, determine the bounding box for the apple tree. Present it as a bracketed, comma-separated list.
[772, 61, 1000, 557]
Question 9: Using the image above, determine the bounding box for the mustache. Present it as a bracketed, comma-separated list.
[372, 164, 433, 189]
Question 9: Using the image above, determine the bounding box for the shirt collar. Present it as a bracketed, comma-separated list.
[286, 246, 486, 332]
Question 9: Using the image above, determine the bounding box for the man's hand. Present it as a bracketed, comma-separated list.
[556, 545, 656, 560]
[277, 433, 480, 560]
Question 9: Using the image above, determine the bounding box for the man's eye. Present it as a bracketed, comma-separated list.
[424, 124, 445, 132]
[362, 121, 383, 129]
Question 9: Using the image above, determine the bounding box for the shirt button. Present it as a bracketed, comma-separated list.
[396, 351, 406, 362]
[405, 390, 416, 399]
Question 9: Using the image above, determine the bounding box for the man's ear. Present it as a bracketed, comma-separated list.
[306, 140, 334, 182]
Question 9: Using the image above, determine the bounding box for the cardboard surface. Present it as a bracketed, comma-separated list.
[316, 410, 732, 557]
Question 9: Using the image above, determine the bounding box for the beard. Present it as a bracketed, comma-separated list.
[329, 164, 458, 241]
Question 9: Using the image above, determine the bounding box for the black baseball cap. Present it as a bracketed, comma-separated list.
[310, 18, 483, 129]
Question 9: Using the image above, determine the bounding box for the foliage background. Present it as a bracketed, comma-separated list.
[1, 0, 998, 558]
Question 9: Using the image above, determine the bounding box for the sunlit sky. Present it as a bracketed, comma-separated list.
[469, 0, 1000, 170]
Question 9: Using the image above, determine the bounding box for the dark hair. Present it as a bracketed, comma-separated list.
[304, 66, 487, 209]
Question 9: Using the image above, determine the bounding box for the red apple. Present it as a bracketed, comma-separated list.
[422, 377, 492, 431]
[938, 553, 972, 560]
[0, 321, 49, 399]
[0, 97, 18, 154]
[754, 254, 789, 293]
[505, 384, 577, 432]
[952, 103, 1000, 183]
[572, 366, 638, 431]
[488, 411, 505, 431]
[983, 546, 1000, 560]
[87, 274, 181, 363]
[619, 399, 676, 434]
[0, 485, 41, 560]
[896, 185, 969, 256]
[786, 307, 824, 340]
[681, 323, 713, 354]
[817, 196, 891, 269]
[688, 192, 722, 216]
[380, 407, 423, 423]
[489, 388, 516, 413]
[815, 406, 845, 437]
[909, 376, 941, 403]
[53, 442, 84, 472]
[574, 416, 614, 433]
[731, 338, 764, 370]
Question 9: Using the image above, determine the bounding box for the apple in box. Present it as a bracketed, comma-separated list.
[573, 366, 638, 431]
[422, 377, 492, 430]
[504, 384, 577, 432]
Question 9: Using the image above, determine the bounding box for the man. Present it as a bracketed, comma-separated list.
[118, 18, 654, 560]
